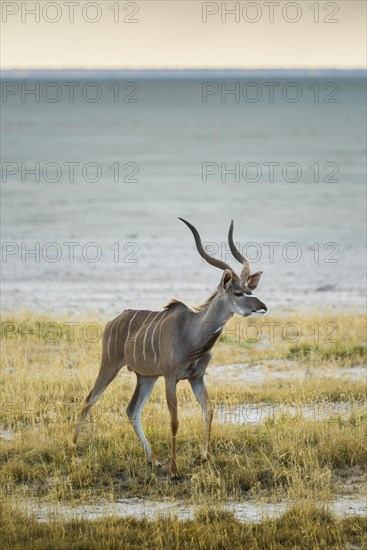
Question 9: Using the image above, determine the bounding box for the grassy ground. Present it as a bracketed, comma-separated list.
[1, 500, 367, 550]
[1, 311, 366, 547]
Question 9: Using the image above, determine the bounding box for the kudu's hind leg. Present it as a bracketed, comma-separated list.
[189, 376, 213, 462]
[73, 360, 122, 446]
[126, 374, 159, 465]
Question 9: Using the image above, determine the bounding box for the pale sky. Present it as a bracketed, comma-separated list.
[1, 1, 366, 69]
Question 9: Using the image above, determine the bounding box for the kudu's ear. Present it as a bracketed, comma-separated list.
[247, 271, 263, 291]
[219, 269, 233, 292]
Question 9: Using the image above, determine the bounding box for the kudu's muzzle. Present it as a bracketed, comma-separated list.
[251, 297, 267, 314]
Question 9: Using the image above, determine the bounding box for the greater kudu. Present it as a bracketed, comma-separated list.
[73, 219, 267, 476]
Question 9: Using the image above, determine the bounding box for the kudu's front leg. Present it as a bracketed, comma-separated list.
[165, 378, 180, 477]
[189, 375, 213, 462]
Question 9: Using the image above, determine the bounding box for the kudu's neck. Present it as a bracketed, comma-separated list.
[198, 291, 233, 327]
[189, 291, 233, 356]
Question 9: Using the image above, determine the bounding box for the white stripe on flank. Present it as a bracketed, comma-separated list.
[151, 311, 166, 363]
[124, 311, 139, 360]
[114, 311, 128, 356]
[106, 321, 113, 363]
[111, 313, 122, 332]
[142, 311, 161, 361]
[133, 312, 153, 365]
[106, 311, 126, 363]
[158, 318, 165, 361]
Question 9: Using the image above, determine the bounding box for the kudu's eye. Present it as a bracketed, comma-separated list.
[234, 291, 244, 297]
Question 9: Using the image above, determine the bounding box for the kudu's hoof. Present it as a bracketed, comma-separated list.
[147, 457, 162, 468]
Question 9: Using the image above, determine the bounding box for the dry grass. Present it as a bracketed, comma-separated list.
[0, 311, 366, 547]
[1, 499, 366, 550]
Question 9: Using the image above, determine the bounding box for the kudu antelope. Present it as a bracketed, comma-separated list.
[73, 219, 267, 476]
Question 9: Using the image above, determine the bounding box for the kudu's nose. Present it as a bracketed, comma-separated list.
[253, 299, 267, 313]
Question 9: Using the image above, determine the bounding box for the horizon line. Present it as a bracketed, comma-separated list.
[2, 67, 366, 75]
